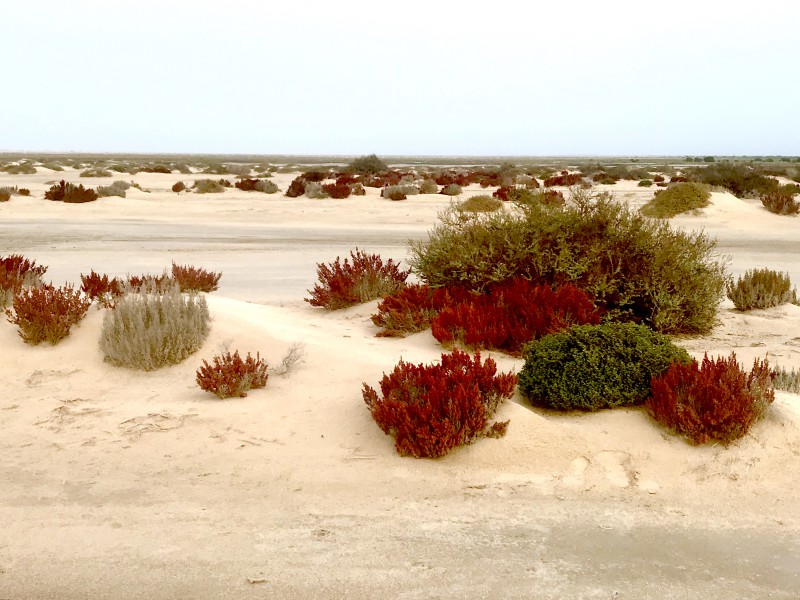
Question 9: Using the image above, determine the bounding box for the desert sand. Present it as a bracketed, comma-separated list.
[1, 168, 799, 599]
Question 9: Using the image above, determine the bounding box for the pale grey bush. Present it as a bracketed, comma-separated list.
[305, 182, 329, 199]
[419, 179, 439, 194]
[440, 183, 462, 196]
[254, 179, 280, 194]
[193, 179, 225, 194]
[97, 180, 132, 198]
[772, 366, 800, 393]
[99, 282, 210, 371]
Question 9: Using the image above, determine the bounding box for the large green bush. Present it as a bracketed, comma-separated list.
[726, 268, 798, 310]
[99, 282, 210, 371]
[348, 154, 388, 174]
[409, 191, 727, 334]
[640, 182, 711, 218]
[518, 323, 691, 411]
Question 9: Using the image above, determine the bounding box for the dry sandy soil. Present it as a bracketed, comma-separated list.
[1, 168, 799, 599]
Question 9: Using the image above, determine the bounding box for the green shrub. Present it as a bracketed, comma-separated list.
[96, 180, 131, 198]
[409, 191, 726, 334]
[381, 185, 407, 201]
[640, 182, 711, 218]
[193, 179, 225, 194]
[304, 181, 329, 199]
[638, 179, 653, 187]
[419, 179, 439, 194]
[518, 323, 691, 411]
[41, 161, 64, 171]
[348, 154, 388, 174]
[1, 162, 36, 174]
[685, 163, 778, 198]
[99, 282, 210, 371]
[254, 179, 279, 194]
[726, 268, 798, 310]
[457, 195, 503, 213]
[772, 365, 800, 393]
[761, 190, 800, 215]
[80, 168, 113, 178]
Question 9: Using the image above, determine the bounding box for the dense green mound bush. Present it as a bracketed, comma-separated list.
[348, 154, 388, 174]
[640, 182, 711, 218]
[647, 353, 774, 444]
[409, 191, 726, 334]
[1, 162, 37, 174]
[685, 163, 778, 198]
[362, 350, 516, 458]
[519, 323, 690, 411]
[419, 179, 439, 194]
[99, 282, 210, 371]
[761, 190, 800, 215]
[305, 248, 409, 310]
[458, 195, 502, 213]
[726, 268, 798, 310]
[381, 185, 408, 201]
[638, 179, 653, 187]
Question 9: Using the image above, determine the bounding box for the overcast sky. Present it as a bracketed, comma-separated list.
[3, 0, 799, 156]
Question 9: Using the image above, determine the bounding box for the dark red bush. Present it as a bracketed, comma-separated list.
[305, 248, 409, 310]
[362, 349, 517, 458]
[431, 280, 601, 356]
[171, 262, 222, 293]
[80, 270, 123, 307]
[653, 175, 666, 183]
[172, 181, 186, 192]
[302, 170, 329, 182]
[362, 176, 385, 188]
[543, 173, 583, 187]
[285, 177, 306, 198]
[322, 182, 352, 199]
[480, 176, 501, 188]
[761, 191, 800, 215]
[670, 176, 689, 183]
[234, 178, 259, 191]
[335, 174, 359, 186]
[0, 191, 9, 202]
[126, 272, 173, 291]
[371, 283, 437, 337]
[1, 254, 47, 280]
[647, 353, 774, 444]
[5, 284, 91, 345]
[196, 350, 269, 399]
[44, 180, 99, 203]
[493, 186, 513, 201]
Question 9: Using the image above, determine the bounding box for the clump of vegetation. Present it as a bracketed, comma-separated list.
[305, 248, 409, 310]
[254, 179, 280, 194]
[351, 183, 366, 196]
[362, 350, 516, 458]
[17, 188, 30, 196]
[439, 183, 462, 196]
[196, 350, 269, 399]
[80, 168, 112, 178]
[457, 195, 503, 213]
[543, 172, 583, 187]
[371, 283, 439, 337]
[647, 353, 774, 444]
[1, 162, 37, 174]
[193, 179, 226, 194]
[726, 268, 798, 310]
[5, 284, 91, 345]
[640, 182, 711, 218]
[41, 161, 64, 171]
[0, 190, 10, 202]
[171, 262, 221, 293]
[381, 186, 408, 201]
[638, 179, 654, 187]
[99, 281, 210, 371]
[322, 182, 352, 199]
[761, 190, 800, 215]
[172, 181, 186, 193]
[431, 280, 601, 356]
[348, 154, 388, 174]
[234, 178, 280, 194]
[0, 254, 48, 306]
[285, 177, 306, 198]
[304, 182, 329, 199]
[771, 365, 800, 393]
[96, 180, 131, 198]
[685, 163, 778, 198]
[80, 270, 123, 308]
[419, 179, 439, 194]
[519, 323, 691, 411]
[44, 180, 99, 203]
[410, 191, 727, 334]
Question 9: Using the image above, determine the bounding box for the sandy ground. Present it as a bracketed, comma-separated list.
[1, 169, 800, 599]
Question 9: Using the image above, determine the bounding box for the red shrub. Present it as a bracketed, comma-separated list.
[362, 176, 385, 188]
[234, 178, 259, 191]
[44, 180, 99, 203]
[5, 284, 91, 345]
[171, 262, 222, 293]
[1, 254, 47, 280]
[305, 248, 409, 310]
[322, 182, 352, 199]
[302, 170, 329, 182]
[0, 191, 9, 202]
[543, 173, 583, 187]
[335, 173, 359, 186]
[653, 175, 666, 183]
[80, 270, 123, 307]
[126, 272, 173, 291]
[362, 350, 517, 458]
[480, 176, 501, 188]
[371, 283, 437, 337]
[431, 280, 601, 356]
[493, 186, 513, 201]
[761, 191, 800, 215]
[196, 350, 269, 399]
[670, 176, 689, 183]
[647, 353, 775, 444]
[285, 177, 306, 198]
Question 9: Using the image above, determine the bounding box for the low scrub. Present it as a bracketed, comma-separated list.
[419, 179, 439, 194]
[1, 254, 49, 306]
[761, 190, 800, 215]
[254, 179, 279, 194]
[772, 365, 800, 393]
[431, 280, 601, 356]
[439, 183, 462, 196]
[196, 350, 269, 399]
[305, 248, 409, 310]
[640, 182, 711, 218]
[80, 168, 112, 178]
[171, 262, 221, 293]
[304, 182, 329, 199]
[519, 323, 691, 411]
[5, 284, 91, 345]
[348, 154, 388, 174]
[647, 353, 774, 444]
[638, 179, 653, 187]
[193, 179, 226, 194]
[234, 178, 278, 193]
[285, 177, 306, 198]
[381, 185, 408, 201]
[96, 180, 131, 198]
[322, 182, 352, 199]
[80, 270, 123, 308]
[2, 162, 37, 174]
[44, 180, 99, 203]
[726, 268, 798, 310]
[99, 282, 210, 371]
[371, 284, 440, 337]
[685, 163, 778, 198]
[362, 350, 517, 458]
[458, 195, 502, 213]
[0, 190, 9, 202]
[172, 181, 186, 193]
[543, 172, 583, 187]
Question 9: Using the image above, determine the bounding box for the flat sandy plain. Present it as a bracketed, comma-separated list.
[1, 166, 799, 599]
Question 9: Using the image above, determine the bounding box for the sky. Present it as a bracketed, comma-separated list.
[3, 0, 799, 156]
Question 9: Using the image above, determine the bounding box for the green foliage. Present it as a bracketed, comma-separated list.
[409, 190, 726, 334]
[1, 162, 37, 174]
[457, 195, 503, 213]
[640, 182, 711, 218]
[80, 168, 113, 178]
[99, 282, 210, 371]
[254, 179, 279, 193]
[685, 163, 779, 198]
[518, 323, 691, 411]
[638, 179, 654, 187]
[348, 154, 388, 174]
[726, 268, 798, 310]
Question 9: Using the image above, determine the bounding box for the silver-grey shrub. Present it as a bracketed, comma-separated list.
[254, 179, 280, 194]
[99, 282, 210, 371]
[97, 180, 132, 198]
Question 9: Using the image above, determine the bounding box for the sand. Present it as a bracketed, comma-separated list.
[1, 169, 799, 599]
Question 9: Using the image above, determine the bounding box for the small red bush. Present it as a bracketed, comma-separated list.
[302, 170, 329, 182]
[196, 350, 269, 399]
[80, 270, 123, 307]
[362, 350, 517, 458]
[305, 248, 409, 310]
[44, 180, 99, 203]
[171, 262, 221, 293]
[335, 173, 359, 186]
[493, 186, 512, 201]
[761, 191, 800, 215]
[6, 284, 91, 345]
[670, 176, 689, 183]
[647, 353, 775, 444]
[1, 254, 48, 280]
[172, 181, 186, 193]
[543, 173, 583, 187]
[371, 283, 437, 337]
[285, 177, 306, 198]
[234, 178, 259, 191]
[653, 175, 666, 183]
[322, 182, 352, 199]
[431, 280, 601, 356]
